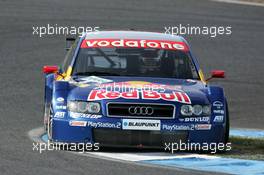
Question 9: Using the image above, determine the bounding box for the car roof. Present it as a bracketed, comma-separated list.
[84, 31, 186, 43]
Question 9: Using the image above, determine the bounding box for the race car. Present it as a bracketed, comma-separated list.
[43, 31, 229, 149]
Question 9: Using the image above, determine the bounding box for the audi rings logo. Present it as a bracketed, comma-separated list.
[128, 106, 154, 115]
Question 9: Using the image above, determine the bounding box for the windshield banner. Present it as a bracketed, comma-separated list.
[80, 39, 189, 51]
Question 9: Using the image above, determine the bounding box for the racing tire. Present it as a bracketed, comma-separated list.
[44, 104, 53, 141]
[215, 100, 230, 154]
[43, 103, 50, 132]
[223, 100, 230, 144]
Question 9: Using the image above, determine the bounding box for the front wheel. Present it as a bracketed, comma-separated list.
[223, 100, 230, 144]
[43, 103, 50, 132]
[44, 103, 53, 141]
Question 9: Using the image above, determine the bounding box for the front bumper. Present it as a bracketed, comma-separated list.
[51, 116, 226, 148]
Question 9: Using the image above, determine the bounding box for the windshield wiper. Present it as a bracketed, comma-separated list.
[74, 71, 121, 76]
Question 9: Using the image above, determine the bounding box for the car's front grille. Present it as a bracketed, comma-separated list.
[93, 129, 188, 148]
[107, 103, 175, 119]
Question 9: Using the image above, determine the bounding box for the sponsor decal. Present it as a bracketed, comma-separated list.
[213, 110, 224, 114]
[56, 105, 67, 110]
[56, 97, 64, 103]
[69, 112, 102, 119]
[122, 119, 161, 131]
[195, 124, 212, 130]
[162, 124, 195, 131]
[80, 39, 189, 51]
[186, 79, 196, 83]
[207, 87, 212, 95]
[54, 112, 65, 118]
[87, 121, 121, 129]
[88, 90, 191, 104]
[79, 76, 113, 84]
[69, 121, 87, 127]
[213, 101, 223, 109]
[178, 116, 210, 123]
[213, 115, 224, 122]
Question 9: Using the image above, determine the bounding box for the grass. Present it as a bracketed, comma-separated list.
[241, 0, 264, 3]
[220, 136, 264, 160]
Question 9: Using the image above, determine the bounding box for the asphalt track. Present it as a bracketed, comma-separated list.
[0, 0, 263, 174]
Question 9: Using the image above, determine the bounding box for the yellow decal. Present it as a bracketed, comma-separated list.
[64, 66, 72, 81]
[55, 66, 72, 81]
[198, 69, 206, 84]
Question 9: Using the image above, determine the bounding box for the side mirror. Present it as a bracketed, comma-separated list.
[206, 70, 225, 81]
[66, 36, 76, 51]
[43, 65, 58, 74]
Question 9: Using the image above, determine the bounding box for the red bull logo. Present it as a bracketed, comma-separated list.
[88, 89, 191, 104]
[88, 81, 191, 103]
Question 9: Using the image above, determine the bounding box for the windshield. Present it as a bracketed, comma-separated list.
[72, 47, 199, 79]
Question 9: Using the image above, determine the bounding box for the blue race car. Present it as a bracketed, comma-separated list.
[43, 31, 229, 149]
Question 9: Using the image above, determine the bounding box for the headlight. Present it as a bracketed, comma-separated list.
[181, 104, 211, 116]
[68, 101, 101, 114]
[78, 101, 89, 113]
[193, 105, 203, 115]
[202, 105, 211, 115]
[68, 101, 78, 111]
[87, 102, 100, 113]
[180, 105, 193, 116]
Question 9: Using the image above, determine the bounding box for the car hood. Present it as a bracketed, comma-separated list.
[67, 76, 210, 104]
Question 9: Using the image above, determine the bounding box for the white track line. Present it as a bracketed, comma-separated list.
[211, 0, 264, 7]
[27, 127, 218, 162]
[27, 127, 45, 143]
[88, 152, 218, 162]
